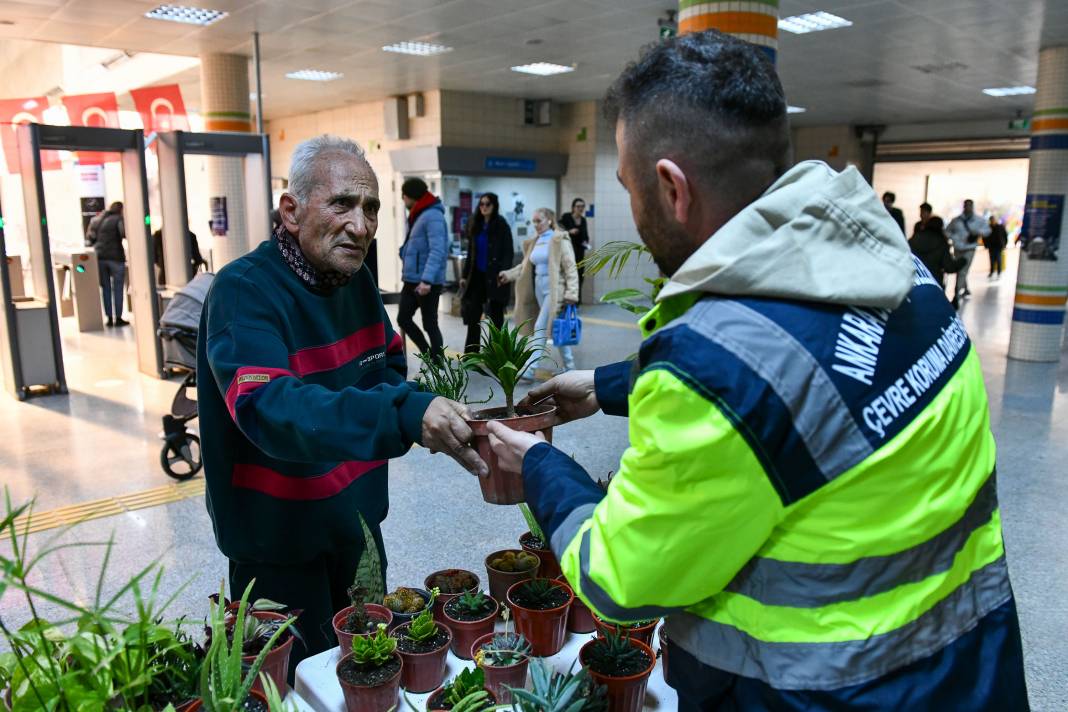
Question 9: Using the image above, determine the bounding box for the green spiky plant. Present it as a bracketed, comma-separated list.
[200, 580, 295, 712]
[512, 579, 561, 608]
[442, 667, 486, 705]
[506, 660, 606, 711]
[462, 320, 549, 417]
[403, 588, 440, 643]
[582, 627, 645, 676]
[416, 350, 492, 404]
[518, 503, 546, 548]
[448, 590, 495, 618]
[475, 628, 532, 668]
[259, 671, 300, 712]
[350, 624, 397, 666]
[578, 241, 664, 317]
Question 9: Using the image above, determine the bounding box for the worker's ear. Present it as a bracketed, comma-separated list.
[278, 193, 301, 233]
[655, 159, 692, 227]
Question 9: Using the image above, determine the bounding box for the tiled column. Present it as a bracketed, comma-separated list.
[200, 53, 251, 268]
[678, 0, 779, 63]
[1009, 46, 1068, 362]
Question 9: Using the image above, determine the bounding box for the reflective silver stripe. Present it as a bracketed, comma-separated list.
[665, 556, 1012, 690]
[550, 502, 597, 562]
[577, 528, 680, 621]
[726, 472, 999, 607]
[672, 298, 873, 480]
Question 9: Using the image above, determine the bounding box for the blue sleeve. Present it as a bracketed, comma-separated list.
[422, 215, 449, 284]
[595, 360, 633, 416]
[523, 442, 605, 554]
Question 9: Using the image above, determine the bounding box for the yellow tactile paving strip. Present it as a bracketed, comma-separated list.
[1, 478, 206, 539]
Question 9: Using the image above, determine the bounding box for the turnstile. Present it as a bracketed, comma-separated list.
[53, 251, 103, 332]
[157, 131, 270, 287]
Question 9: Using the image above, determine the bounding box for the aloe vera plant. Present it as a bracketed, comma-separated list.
[507, 659, 606, 711]
[462, 319, 548, 417]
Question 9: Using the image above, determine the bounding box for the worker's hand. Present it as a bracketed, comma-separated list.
[416, 282, 432, 296]
[486, 421, 545, 474]
[519, 370, 598, 426]
[422, 397, 488, 477]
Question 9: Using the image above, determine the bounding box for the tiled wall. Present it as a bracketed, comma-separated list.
[440, 92, 562, 153]
[266, 92, 443, 291]
[792, 125, 864, 172]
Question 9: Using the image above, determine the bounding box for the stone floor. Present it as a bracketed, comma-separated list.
[0, 246, 1065, 710]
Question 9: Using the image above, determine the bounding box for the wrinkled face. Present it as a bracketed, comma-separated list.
[283, 152, 379, 275]
[615, 120, 691, 277]
[479, 196, 494, 218]
[532, 211, 550, 233]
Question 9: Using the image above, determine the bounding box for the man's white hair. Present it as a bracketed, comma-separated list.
[288, 135, 367, 202]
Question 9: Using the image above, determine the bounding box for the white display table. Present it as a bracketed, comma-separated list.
[294, 622, 678, 710]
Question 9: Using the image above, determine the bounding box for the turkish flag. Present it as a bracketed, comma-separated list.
[129, 84, 190, 135]
[61, 92, 120, 165]
[0, 97, 62, 175]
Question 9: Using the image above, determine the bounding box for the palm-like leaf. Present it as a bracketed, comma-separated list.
[462, 320, 548, 417]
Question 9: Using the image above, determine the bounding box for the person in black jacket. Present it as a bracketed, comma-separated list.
[986, 215, 1008, 279]
[86, 201, 127, 326]
[882, 191, 906, 235]
[558, 197, 590, 299]
[460, 192, 514, 352]
[910, 216, 964, 298]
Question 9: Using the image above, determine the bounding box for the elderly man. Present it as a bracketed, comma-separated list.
[197, 135, 486, 674]
[487, 31, 1027, 710]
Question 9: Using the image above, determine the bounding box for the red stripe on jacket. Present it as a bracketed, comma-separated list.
[387, 332, 403, 355]
[231, 459, 386, 500]
[288, 322, 387, 376]
[225, 366, 298, 420]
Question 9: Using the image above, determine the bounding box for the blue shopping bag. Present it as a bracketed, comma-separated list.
[552, 304, 582, 346]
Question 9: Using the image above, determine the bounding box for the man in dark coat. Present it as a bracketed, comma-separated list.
[986, 216, 1008, 279]
[86, 201, 127, 326]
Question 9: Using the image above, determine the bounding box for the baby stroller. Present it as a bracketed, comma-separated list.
[158, 272, 213, 480]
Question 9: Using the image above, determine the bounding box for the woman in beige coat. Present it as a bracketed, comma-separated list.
[499, 207, 579, 378]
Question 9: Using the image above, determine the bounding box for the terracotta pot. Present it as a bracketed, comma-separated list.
[181, 690, 268, 712]
[470, 632, 530, 704]
[425, 686, 498, 710]
[579, 637, 656, 712]
[466, 405, 556, 504]
[336, 651, 403, 712]
[519, 532, 561, 580]
[333, 604, 395, 654]
[593, 614, 660, 647]
[385, 589, 431, 633]
[394, 622, 452, 693]
[555, 577, 595, 633]
[505, 579, 573, 657]
[244, 611, 295, 698]
[658, 625, 669, 682]
[424, 570, 480, 627]
[443, 595, 499, 659]
[485, 549, 540, 603]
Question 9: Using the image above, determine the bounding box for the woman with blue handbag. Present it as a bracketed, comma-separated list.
[498, 207, 580, 380]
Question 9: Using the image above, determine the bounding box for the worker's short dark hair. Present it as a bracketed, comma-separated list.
[604, 30, 791, 212]
[401, 177, 428, 200]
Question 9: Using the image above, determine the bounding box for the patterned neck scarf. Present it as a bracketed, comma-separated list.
[274, 224, 352, 292]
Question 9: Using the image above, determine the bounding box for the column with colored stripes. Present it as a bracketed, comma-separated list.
[200, 53, 252, 269]
[678, 0, 779, 63]
[1009, 46, 1068, 362]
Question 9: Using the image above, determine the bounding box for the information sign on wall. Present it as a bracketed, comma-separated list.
[211, 196, 228, 237]
[1020, 193, 1064, 260]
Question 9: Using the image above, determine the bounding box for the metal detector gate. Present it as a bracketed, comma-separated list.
[13, 124, 162, 394]
[156, 131, 270, 287]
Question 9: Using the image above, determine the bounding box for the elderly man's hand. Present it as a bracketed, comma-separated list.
[519, 370, 599, 426]
[486, 421, 545, 474]
[422, 397, 488, 477]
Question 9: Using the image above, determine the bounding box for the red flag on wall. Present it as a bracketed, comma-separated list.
[61, 92, 120, 165]
[129, 84, 189, 134]
[0, 97, 62, 175]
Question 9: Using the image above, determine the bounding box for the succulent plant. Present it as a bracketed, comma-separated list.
[514, 578, 560, 607]
[583, 627, 646, 674]
[345, 584, 370, 632]
[489, 550, 539, 573]
[405, 588, 440, 643]
[507, 660, 606, 711]
[462, 319, 548, 417]
[384, 587, 427, 614]
[449, 590, 495, 618]
[351, 623, 396, 667]
[475, 631, 532, 668]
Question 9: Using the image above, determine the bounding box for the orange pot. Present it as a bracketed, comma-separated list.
[579, 637, 656, 712]
[336, 651, 403, 712]
[593, 614, 660, 647]
[506, 579, 573, 657]
[485, 549, 540, 603]
[466, 405, 555, 504]
[332, 603, 394, 654]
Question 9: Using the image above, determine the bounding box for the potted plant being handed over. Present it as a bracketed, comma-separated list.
[442, 589, 499, 659]
[393, 589, 452, 693]
[461, 320, 556, 504]
[336, 623, 403, 712]
[578, 628, 656, 712]
[334, 584, 395, 652]
[505, 578, 574, 657]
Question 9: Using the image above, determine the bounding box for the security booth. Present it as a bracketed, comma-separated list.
[156, 130, 270, 287]
[52, 250, 103, 332]
[15, 123, 163, 388]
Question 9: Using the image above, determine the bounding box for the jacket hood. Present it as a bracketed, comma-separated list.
[658, 161, 914, 310]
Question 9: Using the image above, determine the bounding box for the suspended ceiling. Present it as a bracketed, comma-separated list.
[0, 0, 1066, 126]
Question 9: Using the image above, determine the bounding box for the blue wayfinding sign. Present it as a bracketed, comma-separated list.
[485, 157, 536, 172]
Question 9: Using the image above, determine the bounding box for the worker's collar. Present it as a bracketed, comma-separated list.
[274, 225, 352, 293]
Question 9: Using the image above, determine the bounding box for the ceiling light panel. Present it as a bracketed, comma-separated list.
[982, 86, 1037, 97]
[511, 62, 575, 76]
[778, 11, 852, 34]
[145, 4, 228, 27]
[787, 106, 806, 114]
[382, 41, 453, 56]
[286, 69, 343, 82]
